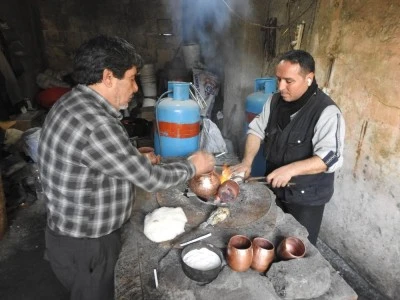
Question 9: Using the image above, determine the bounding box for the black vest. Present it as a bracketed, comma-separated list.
[264, 90, 337, 205]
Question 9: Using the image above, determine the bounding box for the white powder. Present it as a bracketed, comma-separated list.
[183, 248, 221, 271]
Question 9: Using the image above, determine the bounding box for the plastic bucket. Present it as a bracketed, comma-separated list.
[142, 82, 157, 97]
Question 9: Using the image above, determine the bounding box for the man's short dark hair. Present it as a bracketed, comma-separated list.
[72, 35, 144, 85]
[279, 50, 315, 75]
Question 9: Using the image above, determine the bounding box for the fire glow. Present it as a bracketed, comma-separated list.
[219, 164, 232, 184]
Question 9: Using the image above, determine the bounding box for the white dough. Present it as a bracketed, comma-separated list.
[143, 207, 187, 243]
[183, 248, 221, 271]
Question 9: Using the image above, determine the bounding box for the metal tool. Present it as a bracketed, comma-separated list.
[231, 175, 296, 187]
[214, 152, 226, 158]
[179, 233, 212, 247]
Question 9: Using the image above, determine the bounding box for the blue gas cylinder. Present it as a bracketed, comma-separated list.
[245, 77, 277, 176]
[154, 82, 200, 157]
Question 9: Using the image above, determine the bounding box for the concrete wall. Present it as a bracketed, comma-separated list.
[313, 1, 400, 298]
[0, 0, 44, 101]
[38, 0, 183, 71]
[261, 0, 400, 298]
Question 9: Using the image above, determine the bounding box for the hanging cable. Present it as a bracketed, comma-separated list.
[220, 0, 281, 29]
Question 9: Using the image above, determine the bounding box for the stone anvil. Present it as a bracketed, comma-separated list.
[114, 181, 357, 300]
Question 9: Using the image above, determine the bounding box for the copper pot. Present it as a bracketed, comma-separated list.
[226, 235, 253, 272]
[251, 238, 275, 272]
[138, 147, 160, 165]
[188, 170, 220, 200]
[217, 179, 240, 203]
[277, 236, 306, 260]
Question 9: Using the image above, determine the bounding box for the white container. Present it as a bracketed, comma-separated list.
[142, 82, 157, 97]
[140, 64, 157, 85]
[143, 98, 156, 107]
[141, 64, 155, 75]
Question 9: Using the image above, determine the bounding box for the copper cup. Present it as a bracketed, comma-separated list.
[277, 236, 306, 260]
[226, 235, 253, 272]
[250, 238, 275, 272]
[217, 179, 240, 203]
[138, 147, 160, 165]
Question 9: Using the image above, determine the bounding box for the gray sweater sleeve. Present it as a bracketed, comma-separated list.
[313, 105, 345, 173]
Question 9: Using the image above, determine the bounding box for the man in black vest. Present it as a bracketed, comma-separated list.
[232, 50, 345, 245]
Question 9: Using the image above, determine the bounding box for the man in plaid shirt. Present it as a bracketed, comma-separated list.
[37, 35, 215, 300]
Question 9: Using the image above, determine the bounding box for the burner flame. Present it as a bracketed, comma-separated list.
[219, 164, 232, 184]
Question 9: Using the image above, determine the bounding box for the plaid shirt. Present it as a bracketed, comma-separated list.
[38, 84, 195, 238]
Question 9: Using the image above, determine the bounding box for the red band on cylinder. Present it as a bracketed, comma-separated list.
[158, 121, 200, 138]
[246, 112, 258, 124]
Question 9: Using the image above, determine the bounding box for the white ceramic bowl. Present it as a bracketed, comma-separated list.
[143, 98, 156, 107]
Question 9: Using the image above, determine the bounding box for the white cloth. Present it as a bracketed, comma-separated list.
[143, 207, 187, 243]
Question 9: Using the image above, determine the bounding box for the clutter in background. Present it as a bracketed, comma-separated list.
[36, 87, 71, 109]
[36, 69, 71, 90]
[199, 118, 227, 154]
[35, 69, 72, 109]
[36, 69, 72, 109]
[0, 126, 41, 217]
[192, 68, 220, 118]
[142, 98, 156, 107]
[21, 127, 41, 163]
[140, 64, 157, 98]
[4, 128, 23, 146]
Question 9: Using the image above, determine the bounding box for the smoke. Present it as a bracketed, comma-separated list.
[181, 0, 254, 71]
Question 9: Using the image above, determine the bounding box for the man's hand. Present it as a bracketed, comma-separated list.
[229, 133, 262, 179]
[266, 156, 328, 188]
[189, 151, 216, 175]
[229, 162, 252, 179]
[266, 165, 294, 188]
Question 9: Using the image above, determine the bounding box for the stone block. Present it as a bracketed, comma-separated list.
[267, 255, 331, 299]
[274, 208, 309, 239]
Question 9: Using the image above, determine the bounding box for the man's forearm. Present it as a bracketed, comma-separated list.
[287, 155, 328, 177]
[266, 155, 328, 187]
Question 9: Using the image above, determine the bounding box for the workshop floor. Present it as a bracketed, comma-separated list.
[0, 197, 68, 300]
[0, 193, 388, 300]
